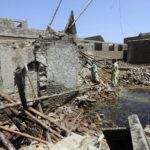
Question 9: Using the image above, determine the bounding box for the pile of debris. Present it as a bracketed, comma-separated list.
[0, 59, 110, 149]
[0, 84, 110, 150]
[119, 66, 150, 87]
[0, 46, 150, 149]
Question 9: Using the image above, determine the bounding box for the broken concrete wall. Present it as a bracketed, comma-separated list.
[34, 36, 81, 95]
[46, 41, 80, 94]
[0, 40, 36, 99]
[0, 18, 46, 39]
[0, 17, 80, 101]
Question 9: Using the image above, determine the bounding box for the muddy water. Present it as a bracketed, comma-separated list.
[94, 87, 150, 128]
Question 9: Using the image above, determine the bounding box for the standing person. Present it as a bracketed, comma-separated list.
[111, 59, 119, 87]
[91, 63, 99, 84]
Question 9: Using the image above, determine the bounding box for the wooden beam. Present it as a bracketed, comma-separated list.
[48, 0, 62, 26]
[28, 107, 69, 133]
[70, 0, 93, 28]
[24, 110, 62, 140]
[24, 64, 37, 98]
[0, 86, 96, 110]
[24, 64, 52, 142]
[0, 125, 49, 145]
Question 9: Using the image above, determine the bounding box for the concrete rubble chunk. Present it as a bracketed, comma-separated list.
[128, 114, 150, 150]
[50, 134, 99, 150]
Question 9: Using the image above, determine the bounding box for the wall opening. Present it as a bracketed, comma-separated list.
[109, 44, 114, 51]
[78, 44, 84, 50]
[118, 45, 123, 51]
[95, 43, 102, 51]
[14, 22, 22, 28]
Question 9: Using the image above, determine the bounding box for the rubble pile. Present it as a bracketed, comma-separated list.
[0, 86, 110, 150]
[119, 66, 150, 87]
[0, 48, 149, 149]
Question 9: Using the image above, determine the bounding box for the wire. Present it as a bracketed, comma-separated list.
[110, 0, 115, 10]
[118, 0, 124, 38]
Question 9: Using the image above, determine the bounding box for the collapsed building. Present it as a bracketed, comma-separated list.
[0, 10, 129, 103]
[0, 15, 80, 102]
[124, 33, 150, 64]
[0, 6, 150, 149]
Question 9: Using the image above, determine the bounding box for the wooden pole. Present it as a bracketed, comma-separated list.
[0, 85, 97, 110]
[0, 90, 16, 104]
[24, 64, 52, 142]
[28, 107, 69, 133]
[48, 0, 62, 26]
[24, 64, 37, 98]
[0, 91, 57, 141]
[69, 0, 93, 28]
[0, 131, 16, 150]
[79, 51, 111, 74]
[16, 68, 59, 141]
[0, 89, 69, 134]
[0, 125, 49, 145]
[24, 110, 62, 140]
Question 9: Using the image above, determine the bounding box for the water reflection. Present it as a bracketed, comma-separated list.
[95, 88, 150, 128]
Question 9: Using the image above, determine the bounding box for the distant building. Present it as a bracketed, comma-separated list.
[124, 33, 150, 64]
[77, 36, 127, 60]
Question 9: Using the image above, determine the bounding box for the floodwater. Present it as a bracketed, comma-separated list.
[94, 87, 150, 128]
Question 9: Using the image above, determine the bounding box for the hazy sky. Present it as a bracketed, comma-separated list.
[0, 0, 150, 43]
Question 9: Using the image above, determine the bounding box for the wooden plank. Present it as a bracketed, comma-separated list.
[128, 114, 150, 150]
[0, 125, 49, 145]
